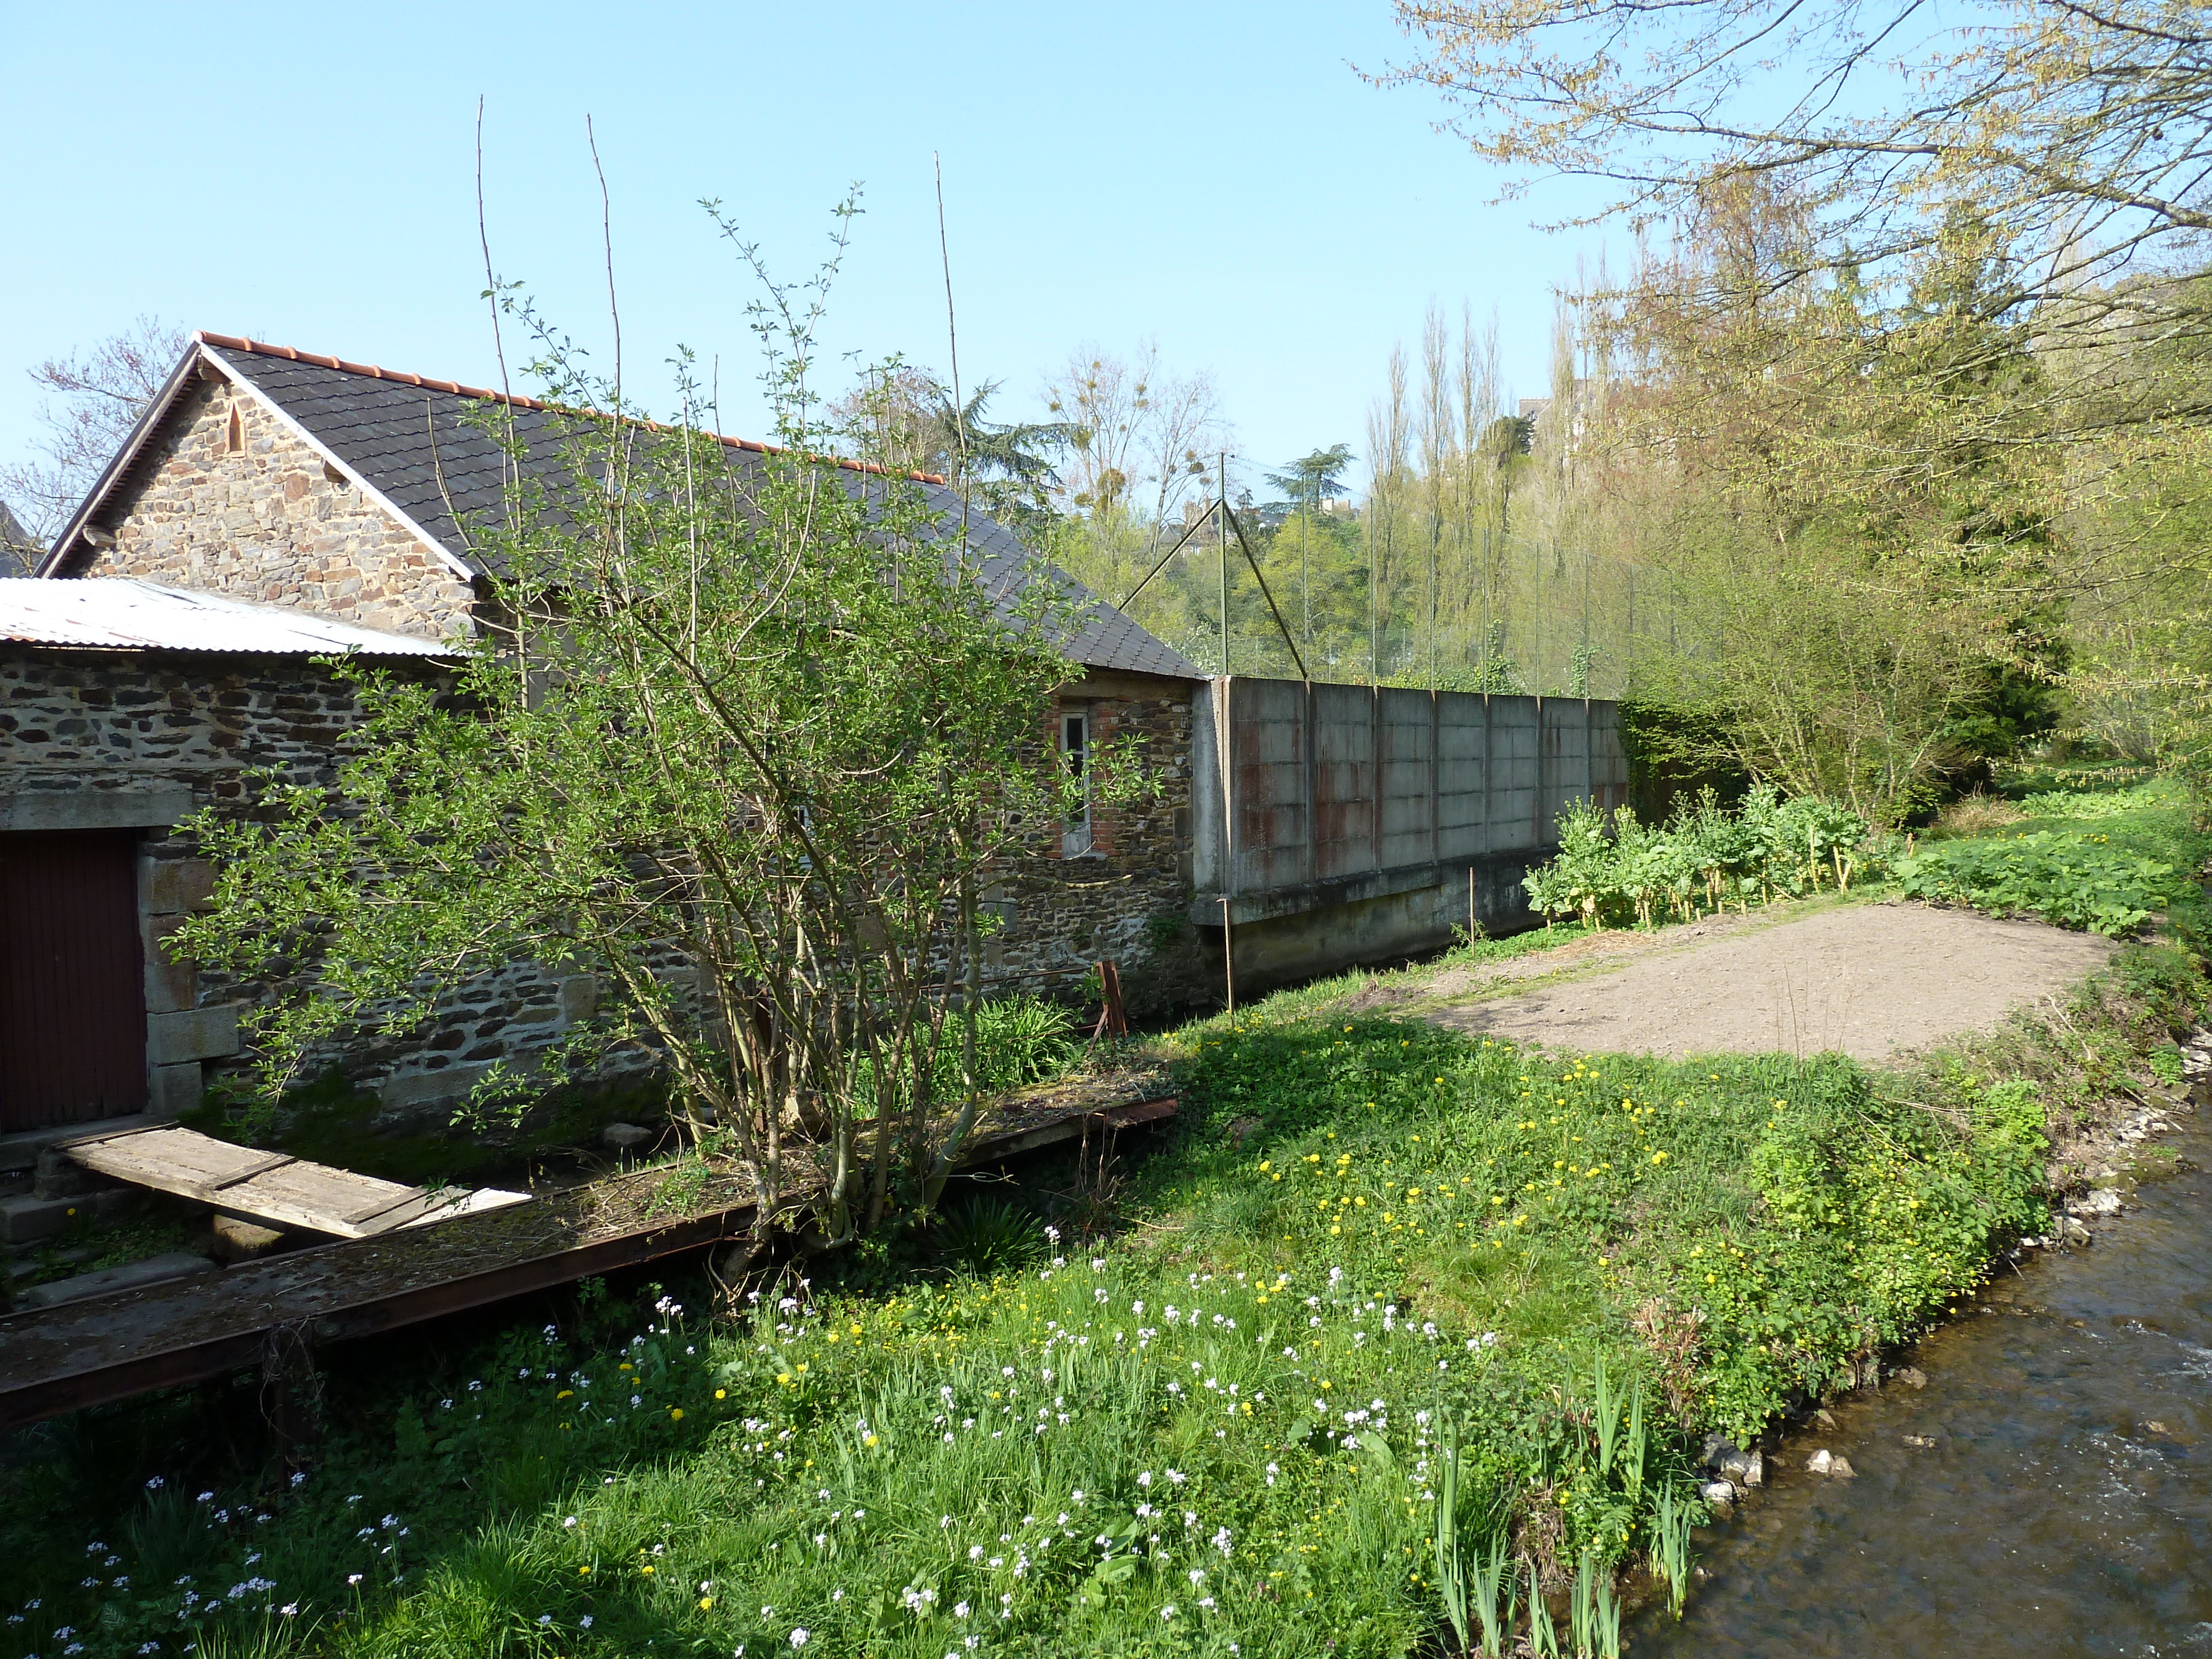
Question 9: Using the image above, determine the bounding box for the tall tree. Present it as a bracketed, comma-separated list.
[833, 367, 1071, 534]
[1038, 344, 1230, 666]
[1365, 349, 1413, 683]
[1264, 443, 1357, 653]
[1376, 0, 2212, 326]
[1, 316, 187, 561]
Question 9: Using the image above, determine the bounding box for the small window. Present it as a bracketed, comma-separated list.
[225, 404, 243, 453]
[1062, 709, 1093, 856]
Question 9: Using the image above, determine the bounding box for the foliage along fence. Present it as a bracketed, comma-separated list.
[1520, 781, 2191, 938]
[1120, 515, 1676, 703]
[1521, 787, 1872, 930]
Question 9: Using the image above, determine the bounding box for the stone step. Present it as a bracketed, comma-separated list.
[33, 1147, 123, 1201]
[0, 1113, 166, 1175]
[12, 1251, 217, 1312]
[6, 1246, 90, 1281]
[0, 1186, 140, 1245]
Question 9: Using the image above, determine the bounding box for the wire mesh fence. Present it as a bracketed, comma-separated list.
[1107, 519, 1681, 699]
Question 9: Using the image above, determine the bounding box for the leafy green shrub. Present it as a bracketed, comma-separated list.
[1894, 831, 2177, 934]
[854, 993, 1081, 1117]
[967, 994, 1081, 1091]
[2000, 759, 2156, 798]
[2018, 779, 2179, 820]
[1523, 786, 1881, 928]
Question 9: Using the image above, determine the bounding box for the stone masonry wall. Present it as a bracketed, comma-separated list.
[0, 645, 609, 1124]
[62, 377, 476, 641]
[981, 679, 1207, 1017]
[0, 646, 1202, 1131]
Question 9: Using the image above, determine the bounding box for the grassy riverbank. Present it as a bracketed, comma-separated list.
[3, 787, 2204, 1659]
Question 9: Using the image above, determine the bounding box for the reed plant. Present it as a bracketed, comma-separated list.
[1471, 1526, 1515, 1655]
[1648, 1479, 1695, 1614]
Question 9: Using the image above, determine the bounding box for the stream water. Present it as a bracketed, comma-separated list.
[1634, 1104, 2212, 1656]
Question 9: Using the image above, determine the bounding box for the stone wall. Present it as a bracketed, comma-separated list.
[0, 642, 408, 806]
[0, 645, 1209, 1134]
[0, 645, 615, 1122]
[59, 377, 476, 641]
[980, 672, 1208, 1017]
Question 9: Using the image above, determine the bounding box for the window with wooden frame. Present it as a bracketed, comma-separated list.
[225, 403, 244, 453]
[1061, 707, 1093, 856]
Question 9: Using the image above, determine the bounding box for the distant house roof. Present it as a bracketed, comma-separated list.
[43, 333, 1204, 683]
[0, 577, 451, 656]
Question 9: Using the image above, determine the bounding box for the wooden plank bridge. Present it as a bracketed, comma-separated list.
[60, 1121, 529, 1237]
[0, 1084, 1176, 1429]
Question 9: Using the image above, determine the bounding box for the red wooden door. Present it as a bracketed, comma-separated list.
[0, 831, 147, 1131]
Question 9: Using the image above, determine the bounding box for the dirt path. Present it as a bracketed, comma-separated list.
[1379, 900, 2116, 1064]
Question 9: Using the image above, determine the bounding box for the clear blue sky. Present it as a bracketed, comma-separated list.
[0, 2, 1606, 499]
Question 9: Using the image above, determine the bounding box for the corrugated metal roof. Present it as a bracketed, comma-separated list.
[0, 579, 453, 657]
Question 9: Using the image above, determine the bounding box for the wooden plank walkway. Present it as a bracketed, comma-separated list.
[0, 1086, 1177, 1429]
[61, 1122, 530, 1237]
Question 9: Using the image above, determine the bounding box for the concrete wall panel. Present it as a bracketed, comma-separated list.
[1376, 687, 1436, 869]
[1231, 677, 1309, 894]
[1194, 677, 1625, 975]
[1436, 692, 1489, 854]
[1311, 682, 1378, 881]
[1488, 697, 1542, 847]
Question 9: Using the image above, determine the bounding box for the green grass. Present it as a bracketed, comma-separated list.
[4, 785, 2204, 1659]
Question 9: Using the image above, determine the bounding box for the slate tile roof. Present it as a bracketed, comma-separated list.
[55, 335, 1204, 682]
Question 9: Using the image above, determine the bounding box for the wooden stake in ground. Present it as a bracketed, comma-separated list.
[1222, 895, 1235, 1017]
[1084, 959, 1129, 1056]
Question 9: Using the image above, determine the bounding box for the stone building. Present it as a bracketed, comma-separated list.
[3, 332, 1206, 1137]
[0, 578, 453, 1134]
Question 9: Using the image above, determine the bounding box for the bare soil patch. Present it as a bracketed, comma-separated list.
[1398, 900, 2117, 1063]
